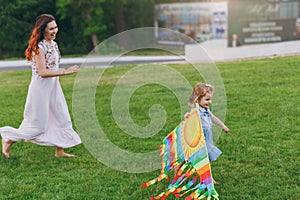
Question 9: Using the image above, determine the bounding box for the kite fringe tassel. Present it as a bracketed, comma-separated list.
[143, 160, 219, 200]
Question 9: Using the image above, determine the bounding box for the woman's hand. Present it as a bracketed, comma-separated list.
[65, 65, 80, 75]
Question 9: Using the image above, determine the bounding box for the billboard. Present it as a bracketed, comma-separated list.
[154, 2, 227, 45]
[228, 0, 300, 47]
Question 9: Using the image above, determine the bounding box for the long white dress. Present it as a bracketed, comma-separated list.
[0, 40, 82, 148]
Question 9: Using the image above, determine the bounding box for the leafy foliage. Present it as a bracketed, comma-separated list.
[0, 0, 56, 58]
[0, 0, 205, 59]
[0, 0, 238, 59]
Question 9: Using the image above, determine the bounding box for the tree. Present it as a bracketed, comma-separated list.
[0, 0, 56, 59]
[56, 0, 107, 54]
[1, 0, 191, 58]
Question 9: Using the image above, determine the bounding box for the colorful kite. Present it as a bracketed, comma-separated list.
[142, 104, 219, 200]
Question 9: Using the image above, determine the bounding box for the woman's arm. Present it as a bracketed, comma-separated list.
[211, 112, 229, 133]
[36, 48, 80, 78]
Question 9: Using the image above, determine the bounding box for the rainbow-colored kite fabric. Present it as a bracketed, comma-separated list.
[142, 104, 219, 200]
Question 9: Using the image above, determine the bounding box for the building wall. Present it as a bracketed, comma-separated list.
[155, 2, 227, 44]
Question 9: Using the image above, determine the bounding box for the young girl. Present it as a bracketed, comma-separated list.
[188, 83, 229, 182]
[143, 83, 228, 198]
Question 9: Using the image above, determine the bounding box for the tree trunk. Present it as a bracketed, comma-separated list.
[0, 47, 2, 59]
[91, 33, 99, 54]
[115, 1, 127, 33]
[115, 1, 130, 49]
[85, 6, 99, 54]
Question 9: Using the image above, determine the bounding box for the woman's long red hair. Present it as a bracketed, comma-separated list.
[25, 14, 55, 61]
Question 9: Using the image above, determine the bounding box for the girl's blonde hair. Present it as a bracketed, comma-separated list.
[188, 83, 214, 108]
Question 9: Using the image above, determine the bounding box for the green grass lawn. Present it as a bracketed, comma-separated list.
[0, 56, 299, 200]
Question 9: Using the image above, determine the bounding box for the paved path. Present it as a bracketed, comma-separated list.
[186, 39, 300, 62]
[0, 55, 185, 71]
[1, 39, 300, 71]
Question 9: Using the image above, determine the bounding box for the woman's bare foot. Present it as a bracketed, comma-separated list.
[55, 152, 75, 157]
[2, 139, 14, 158]
[55, 147, 75, 157]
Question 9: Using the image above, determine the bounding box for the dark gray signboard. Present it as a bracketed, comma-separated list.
[228, 0, 300, 47]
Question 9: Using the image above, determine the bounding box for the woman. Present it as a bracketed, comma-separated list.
[1, 14, 82, 158]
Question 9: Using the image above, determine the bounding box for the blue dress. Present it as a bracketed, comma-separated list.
[198, 106, 222, 162]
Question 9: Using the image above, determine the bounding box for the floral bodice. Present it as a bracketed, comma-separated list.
[31, 40, 61, 75]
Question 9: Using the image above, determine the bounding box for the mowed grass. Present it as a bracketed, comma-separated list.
[0, 55, 299, 200]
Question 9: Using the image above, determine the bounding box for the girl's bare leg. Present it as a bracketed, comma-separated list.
[55, 147, 75, 157]
[2, 139, 14, 159]
[210, 162, 219, 184]
[213, 178, 219, 185]
[173, 161, 185, 175]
